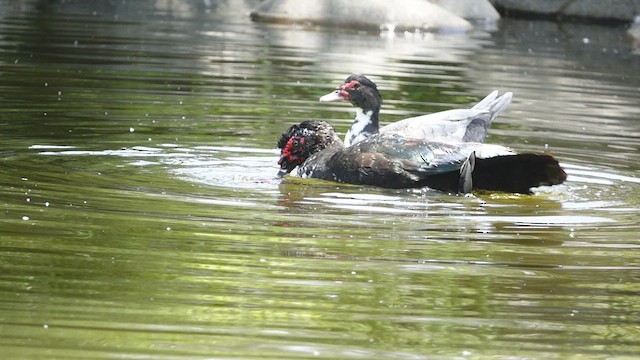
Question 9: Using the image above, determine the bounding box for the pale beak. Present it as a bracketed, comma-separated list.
[277, 168, 290, 178]
[319, 90, 345, 102]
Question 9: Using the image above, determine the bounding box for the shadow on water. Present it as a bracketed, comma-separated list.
[0, 0, 640, 359]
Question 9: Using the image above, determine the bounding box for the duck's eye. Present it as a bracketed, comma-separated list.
[342, 80, 360, 91]
[291, 139, 300, 147]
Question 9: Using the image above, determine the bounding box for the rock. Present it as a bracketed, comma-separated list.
[430, 0, 500, 21]
[490, 0, 565, 17]
[250, 0, 472, 32]
[490, 0, 640, 22]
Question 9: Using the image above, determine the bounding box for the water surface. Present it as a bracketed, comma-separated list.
[1, 1, 639, 359]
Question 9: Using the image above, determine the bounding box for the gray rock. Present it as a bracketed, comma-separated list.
[490, 0, 640, 22]
[430, 0, 500, 21]
[490, 0, 566, 16]
[250, 0, 472, 32]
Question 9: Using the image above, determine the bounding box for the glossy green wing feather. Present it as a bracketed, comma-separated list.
[349, 134, 474, 174]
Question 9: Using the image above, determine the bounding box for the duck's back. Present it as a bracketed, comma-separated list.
[298, 134, 479, 189]
[380, 109, 491, 143]
[379, 91, 513, 143]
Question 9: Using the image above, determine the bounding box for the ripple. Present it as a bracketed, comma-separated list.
[451, 214, 614, 226]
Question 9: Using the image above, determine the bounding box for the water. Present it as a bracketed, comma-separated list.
[1, 1, 639, 359]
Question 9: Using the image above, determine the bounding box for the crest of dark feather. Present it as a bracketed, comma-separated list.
[277, 124, 299, 149]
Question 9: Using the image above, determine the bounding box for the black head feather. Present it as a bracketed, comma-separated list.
[276, 121, 342, 176]
[277, 124, 299, 150]
[341, 74, 382, 111]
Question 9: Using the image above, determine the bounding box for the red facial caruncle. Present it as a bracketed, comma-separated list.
[337, 80, 361, 100]
[278, 136, 306, 167]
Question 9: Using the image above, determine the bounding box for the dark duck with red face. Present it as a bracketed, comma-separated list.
[277, 120, 567, 194]
[320, 74, 513, 146]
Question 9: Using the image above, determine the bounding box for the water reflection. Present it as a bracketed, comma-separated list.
[0, 1, 640, 359]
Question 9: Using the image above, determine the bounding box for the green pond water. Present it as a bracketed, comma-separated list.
[1, 1, 639, 359]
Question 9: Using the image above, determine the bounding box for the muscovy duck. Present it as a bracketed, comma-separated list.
[277, 120, 567, 194]
[319, 74, 513, 147]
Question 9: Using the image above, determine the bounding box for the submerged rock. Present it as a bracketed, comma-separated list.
[250, 0, 472, 32]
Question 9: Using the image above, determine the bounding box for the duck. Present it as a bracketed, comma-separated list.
[277, 120, 567, 194]
[319, 74, 513, 147]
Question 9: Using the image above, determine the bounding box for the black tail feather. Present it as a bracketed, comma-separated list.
[416, 153, 567, 194]
[473, 154, 567, 194]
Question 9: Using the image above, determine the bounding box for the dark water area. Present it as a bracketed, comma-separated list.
[1, 1, 639, 359]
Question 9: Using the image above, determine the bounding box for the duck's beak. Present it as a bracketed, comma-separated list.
[277, 157, 297, 178]
[277, 164, 296, 178]
[277, 168, 290, 178]
[319, 89, 346, 102]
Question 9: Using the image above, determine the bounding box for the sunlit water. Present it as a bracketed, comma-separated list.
[1, 1, 639, 359]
